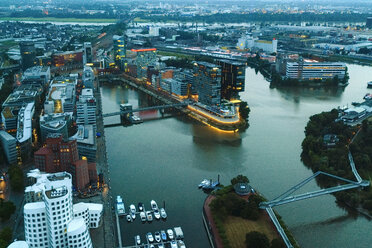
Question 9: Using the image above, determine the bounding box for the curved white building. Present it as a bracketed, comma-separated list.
[67, 217, 93, 248]
[7, 241, 29, 248]
[24, 202, 49, 247]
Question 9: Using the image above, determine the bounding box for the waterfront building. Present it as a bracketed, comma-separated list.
[217, 60, 245, 100]
[76, 89, 96, 126]
[44, 77, 76, 114]
[39, 113, 71, 142]
[170, 78, 188, 97]
[193, 61, 221, 106]
[22, 66, 51, 86]
[70, 125, 97, 163]
[20, 41, 36, 71]
[113, 35, 126, 70]
[83, 42, 93, 66]
[23, 170, 98, 248]
[0, 130, 17, 164]
[132, 48, 157, 80]
[237, 35, 277, 53]
[82, 66, 94, 89]
[286, 60, 346, 80]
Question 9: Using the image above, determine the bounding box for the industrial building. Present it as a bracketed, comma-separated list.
[22, 170, 102, 248]
[193, 61, 221, 106]
[286, 60, 346, 80]
[237, 35, 278, 53]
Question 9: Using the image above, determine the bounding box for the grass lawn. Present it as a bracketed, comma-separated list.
[0, 17, 117, 23]
[133, 17, 150, 23]
[224, 212, 279, 248]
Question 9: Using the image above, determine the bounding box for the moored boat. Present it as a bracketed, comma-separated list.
[150, 200, 158, 210]
[116, 196, 125, 215]
[129, 204, 136, 220]
[146, 211, 153, 222]
[160, 208, 167, 219]
[154, 209, 161, 220]
[140, 211, 146, 222]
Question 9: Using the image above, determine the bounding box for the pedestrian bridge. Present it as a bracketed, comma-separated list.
[259, 149, 370, 248]
[102, 103, 189, 118]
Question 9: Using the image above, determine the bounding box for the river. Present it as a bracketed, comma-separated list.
[101, 64, 372, 248]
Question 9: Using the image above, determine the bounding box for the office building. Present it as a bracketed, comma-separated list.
[23, 170, 98, 248]
[113, 35, 126, 69]
[132, 48, 157, 79]
[1, 106, 20, 132]
[34, 134, 79, 173]
[217, 60, 245, 100]
[70, 158, 90, 190]
[237, 35, 278, 53]
[52, 50, 83, 67]
[82, 66, 94, 89]
[17, 103, 35, 160]
[286, 60, 346, 80]
[44, 77, 76, 114]
[70, 125, 97, 162]
[0, 130, 17, 164]
[40, 113, 71, 142]
[193, 61, 221, 106]
[76, 89, 96, 126]
[83, 42, 93, 65]
[22, 66, 51, 86]
[170, 78, 188, 97]
[20, 41, 36, 71]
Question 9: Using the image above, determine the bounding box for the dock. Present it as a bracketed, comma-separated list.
[115, 212, 123, 248]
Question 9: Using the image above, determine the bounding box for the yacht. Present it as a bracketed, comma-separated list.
[160, 208, 167, 219]
[167, 229, 174, 240]
[129, 204, 136, 220]
[154, 209, 161, 220]
[150, 200, 158, 210]
[116, 196, 125, 215]
[140, 211, 146, 222]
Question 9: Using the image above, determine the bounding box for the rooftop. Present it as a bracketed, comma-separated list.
[24, 201, 46, 211]
[67, 217, 86, 233]
[45, 186, 68, 199]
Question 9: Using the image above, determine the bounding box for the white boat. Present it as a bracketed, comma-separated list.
[140, 211, 146, 222]
[150, 200, 158, 210]
[198, 179, 210, 188]
[135, 235, 141, 245]
[167, 229, 174, 240]
[177, 240, 186, 248]
[116, 196, 125, 215]
[147, 232, 154, 243]
[154, 232, 161, 242]
[146, 211, 153, 222]
[129, 204, 136, 220]
[160, 208, 167, 219]
[126, 214, 132, 222]
[154, 209, 161, 220]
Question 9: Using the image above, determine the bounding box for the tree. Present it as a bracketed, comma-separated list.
[271, 238, 286, 248]
[231, 174, 249, 185]
[0, 199, 16, 221]
[0, 227, 12, 245]
[246, 231, 270, 248]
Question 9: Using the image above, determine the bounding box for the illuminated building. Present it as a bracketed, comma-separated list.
[20, 41, 36, 71]
[0, 130, 17, 164]
[52, 50, 83, 67]
[83, 42, 93, 65]
[113, 35, 126, 69]
[40, 113, 70, 142]
[22, 170, 99, 248]
[217, 60, 245, 100]
[237, 35, 277, 53]
[132, 48, 157, 80]
[286, 60, 346, 80]
[193, 61, 221, 106]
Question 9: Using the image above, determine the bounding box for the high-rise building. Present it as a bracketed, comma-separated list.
[217, 60, 245, 100]
[83, 42, 93, 65]
[193, 61, 221, 106]
[20, 41, 36, 71]
[113, 35, 126, 69]
[0, 131, 17, 164]
[22, 170, 98, 248]
[76, 88, 96, 126]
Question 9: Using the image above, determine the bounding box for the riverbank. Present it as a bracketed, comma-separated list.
[0, 17, 117, 24]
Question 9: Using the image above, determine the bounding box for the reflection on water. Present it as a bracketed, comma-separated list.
[192, 124, 242, 147]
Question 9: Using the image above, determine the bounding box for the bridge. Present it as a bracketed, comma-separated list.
[259, 136, 370, 248]
[102, 103, 189, 118]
